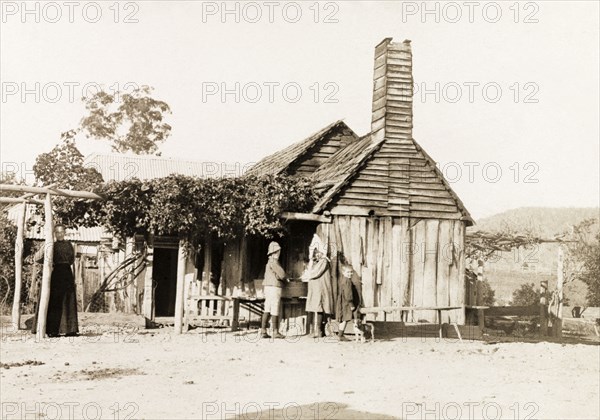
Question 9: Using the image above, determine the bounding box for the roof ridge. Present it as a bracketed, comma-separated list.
[246, 119, 352, 176]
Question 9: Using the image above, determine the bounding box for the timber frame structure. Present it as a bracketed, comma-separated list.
[0, 184, 104, 338]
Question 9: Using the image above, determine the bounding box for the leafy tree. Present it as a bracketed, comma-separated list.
[0, 211, 17, 312]
[33, 131, 104, 228]
[563, 219, 600, 306]
[0, 171, 26, 207]
[512, 283, 539, 306]
[80, 86, 171, 155]
[479, 280, 496, 306]
[33, 130, 104, 189]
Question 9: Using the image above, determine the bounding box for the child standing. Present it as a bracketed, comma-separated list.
[336, 264, 363, 341]
[261, 242, 288, 339]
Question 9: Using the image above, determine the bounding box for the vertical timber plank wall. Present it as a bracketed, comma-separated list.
[410, 219, 426, 321]
[327, 215, 466, 324]
[422, 220, 439, 320]
[436, 221, 452, 321]
[455, 221, 466, 324]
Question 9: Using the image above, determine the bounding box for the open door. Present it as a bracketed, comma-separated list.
[153, 247, 178, 317]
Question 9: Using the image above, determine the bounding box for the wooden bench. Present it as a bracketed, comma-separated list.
[230, 296, 307, 333]
[360, 306, 464, 342]
[184, 294, 233, 331]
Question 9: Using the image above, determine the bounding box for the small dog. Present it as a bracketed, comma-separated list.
[352, 320, 375, 343]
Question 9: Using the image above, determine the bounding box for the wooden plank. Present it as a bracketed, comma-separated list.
[280, 212, 331, 223]
[399, 217, 412, 307]
[342, 190, 389, 199]
[552, 246, 565, 338]
[361, 306, 461, 313]
[410, 203, 458, 213]
[409, 211, 463, 220]
[485, 306, 540, 317]
[410, 182, 448, 190]
[422, 220, 439, 322]
[379, 218, 393, 310]
[11, 203, 26, 328]
[0, 184, 104, 200]
[346, 181, 389, 191]
[410, 196, 457, 206]
[455, 221, 466, 324]
[447, 220, 459, 323]
[336, 216, 351, 257]
[35, 194, 54, 339]
[410, 219, 425, 322]
[327, 221, 339, 317]
[336, 198, 388, 208]
[390, 218, 402, 320]
[330, 205, 371, 216]
[409, 189, 455, 198]
[436, 220, 453, 322]
[173, 239, 187, 334]
[0, 197, 44, 205]
[362, 217, 376, 319]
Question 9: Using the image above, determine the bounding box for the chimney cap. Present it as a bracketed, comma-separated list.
[375, 37, 393, 49]
[403, 39, 412, 44]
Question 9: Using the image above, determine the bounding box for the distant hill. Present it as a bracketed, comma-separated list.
[473, 207, 599, 238]
[471, 207, 599, 306]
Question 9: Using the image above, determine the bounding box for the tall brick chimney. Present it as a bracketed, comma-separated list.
[371, 38, 413, 143]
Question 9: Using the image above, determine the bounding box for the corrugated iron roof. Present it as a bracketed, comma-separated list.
[83, 153, 241, 182]
[5, 204, 107, 242]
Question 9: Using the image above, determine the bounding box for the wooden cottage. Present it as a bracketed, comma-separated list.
[9, 38, 473, 330]
[219, 38, 474, 325]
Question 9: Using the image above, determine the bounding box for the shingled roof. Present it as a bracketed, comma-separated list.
[246, 120, 357, 177]
[311, 134, 384, 208]
[310, 134, 474, 225]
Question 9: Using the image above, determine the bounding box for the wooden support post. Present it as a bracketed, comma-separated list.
[98, 239, 108, 311]
[11, 203, 26, 328]
[142, 239, 154, 321]
[553, 246, 565, 339]
[539, 280, 548, 337]
[77, 257, 85, 312]
[174, 238, 187, 334]
[36, 194, 54, 339]
[202, 235, 212, 294]
[475, 259, 484, 306]
[477, 308, 485, 333]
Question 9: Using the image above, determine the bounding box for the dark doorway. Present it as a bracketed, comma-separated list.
[153, 247, 178, 317]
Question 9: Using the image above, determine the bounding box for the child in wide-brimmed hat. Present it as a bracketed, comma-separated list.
[261, 241, 288, 338]
[336, 264, 363, 341]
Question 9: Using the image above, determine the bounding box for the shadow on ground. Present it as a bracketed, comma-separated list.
[234, 402, 398, 419]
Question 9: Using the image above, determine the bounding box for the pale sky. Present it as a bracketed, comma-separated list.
[1, 0, 598, 219]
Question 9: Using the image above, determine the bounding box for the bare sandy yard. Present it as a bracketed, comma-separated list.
[1, 317, 599, 420]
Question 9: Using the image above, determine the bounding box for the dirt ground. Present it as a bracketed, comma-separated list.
[1, 315, 599, 420]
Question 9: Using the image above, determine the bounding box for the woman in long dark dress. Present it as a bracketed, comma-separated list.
[31, 225, 79, 337]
